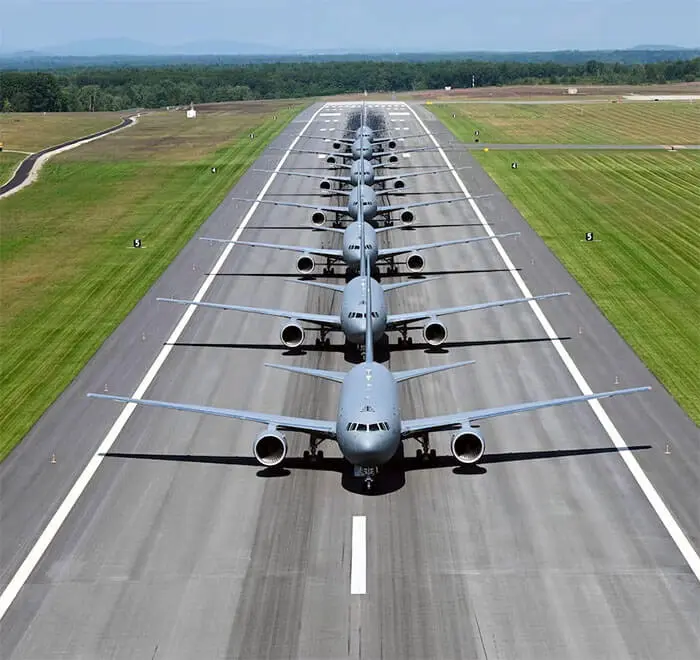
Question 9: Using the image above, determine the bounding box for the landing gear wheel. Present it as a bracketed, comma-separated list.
[317, 450, 324, 460]
[416, 449, 423, 459]
[324, 338, 331, 347]
[407, 337, 413, 345]
[315, 338, 322, 346]
[429, 448, 437, 460]
[303, 450, 310, 460]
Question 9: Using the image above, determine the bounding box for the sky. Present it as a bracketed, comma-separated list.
[1, 0, 698, 53]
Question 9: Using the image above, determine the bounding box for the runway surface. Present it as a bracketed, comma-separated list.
[1, 101, 698, 659]
[0, 114, 137, 198]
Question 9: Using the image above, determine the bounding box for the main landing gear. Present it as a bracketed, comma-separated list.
[314, 327, 331, 347]
[322, 258, 335, 276]
[303, 436, 324, 462]
[396, 324, 413, 346]
[415, 434, 437, 462]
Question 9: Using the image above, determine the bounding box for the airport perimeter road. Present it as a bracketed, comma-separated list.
[1, 102, 699, 659]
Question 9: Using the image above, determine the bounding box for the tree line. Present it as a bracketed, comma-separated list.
[2, 58, 698, 113]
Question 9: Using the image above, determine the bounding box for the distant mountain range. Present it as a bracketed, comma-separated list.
[2, 39, 697, 58]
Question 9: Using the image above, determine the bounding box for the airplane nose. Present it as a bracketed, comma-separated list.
[341, 434, 398, 467]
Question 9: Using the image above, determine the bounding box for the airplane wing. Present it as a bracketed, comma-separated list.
[269, 147, 351, 159]
[230, 197, 347, 215]
[88, 393, 337, 436]
[264, 363, 346, 383]
[377, 195, 492, 215]
[200, 237, 343, 260]
[157, 298, 340, 328]
[252, 169, 351, 184]
[375, 166, 471, 183]
[378, 232, 519, 259]
[400, 387, 651, 437]
[386, 292, 567, 326]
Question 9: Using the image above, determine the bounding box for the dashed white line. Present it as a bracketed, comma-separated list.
[404, 101, 700, 583]
[0, 103, 330, 622]
[350, 516, 367, 595]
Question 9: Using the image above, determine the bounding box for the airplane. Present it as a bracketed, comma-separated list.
[201, 227, 520, 276]
[270, 139, 444, 164]
[253, 163, 471, 191]
[158, 283, 568, 349]
[89, 242, 651, 490]
[230, 184, 488, 227]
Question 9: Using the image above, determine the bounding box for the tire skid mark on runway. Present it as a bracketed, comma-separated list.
[406, 101, 700, 583]
[0, 103, 329, 623]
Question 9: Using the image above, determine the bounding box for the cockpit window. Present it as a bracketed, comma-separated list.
[356, 424, 367, 431]
[369, 423, 379, 431]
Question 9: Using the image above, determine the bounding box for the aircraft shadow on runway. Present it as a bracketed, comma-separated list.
[169, 336, 570, 365]
[103, 445, 651, 497]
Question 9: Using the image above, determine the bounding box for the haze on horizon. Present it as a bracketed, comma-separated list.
[2, 0, 698, 54]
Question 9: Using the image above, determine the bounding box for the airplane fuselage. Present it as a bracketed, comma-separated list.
[336, 362, 401, 466]
[346, 185, 379, 221]
[348, 159, 376, 186]
[342, 221, 379, 271]
[340, 276, 387, 344]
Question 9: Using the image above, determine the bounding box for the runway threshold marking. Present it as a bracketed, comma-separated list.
[404, 101, 700, 583]
[0, 102, 330, 622]
[350, 515, 367, 595]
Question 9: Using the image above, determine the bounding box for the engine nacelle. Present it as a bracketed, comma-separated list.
[392, 178, 406, 189]
[451, 428, 485, 465]
[388, 154, 399, 164]
[326, 155, 337, 164]
[386, 139, 397, 150]
[254, 430, 288, 467]
[423, 319, 447, 346]
[406, 252, 425, 273]
[400, 209, 414, 224]
[319, 180, 332, 190]
[296, 254, 315, 274]
[311, 211, 326, 226]
[280, 321, 304, 348]
[332, 141, 343, 150]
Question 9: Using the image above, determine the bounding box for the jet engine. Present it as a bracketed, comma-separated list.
[296, 254, 315, 274]
[399, 209, 414, 224]
[326, 155, 337, 164]
[388, 154, 399, 164]
[391, 178, 406, 189]
[332, 141, 343, 150]
[254, 430, 288, 467]
[280, 321, 304, 348]
[319, 180, 332, 190]
[451, 427, 485, 464]
[422, 318, 447, 346]
[406, 252, 425, 273]
[386, 139, 397, 150]
[311, 211, 326, 226]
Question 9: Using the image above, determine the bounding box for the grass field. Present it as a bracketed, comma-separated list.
[0, 112, 125, 152]
[433, 102, 700, 144]
[473, 150, 700, 423]
[0, 101, 306, 460]
[0, 151, 23, 184]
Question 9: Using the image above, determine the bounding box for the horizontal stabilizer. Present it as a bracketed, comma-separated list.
[264, 362, 345, 383]
[393, 360, 475, 383]
[382, 276, 441, 292]
[286, 279, 345, 293]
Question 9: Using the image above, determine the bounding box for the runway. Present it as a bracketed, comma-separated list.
[1, 101, 698, 659]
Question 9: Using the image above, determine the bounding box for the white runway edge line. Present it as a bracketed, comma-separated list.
[403, 101, 700, 582]
[0, 103, 329, 622]
[350, 516, 367, 595]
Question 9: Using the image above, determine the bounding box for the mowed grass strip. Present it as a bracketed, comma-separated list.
[0, 151, 24, 184]
[0, 101, 305, 460]
[473, 150, 700, 423]
[433, 102, 700, 144]
[0, 111, 125, 152]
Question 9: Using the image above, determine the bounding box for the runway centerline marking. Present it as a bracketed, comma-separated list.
[350, 516, 367, 595]
[404, 101, 700, 583]
[0, 102, 330, 622]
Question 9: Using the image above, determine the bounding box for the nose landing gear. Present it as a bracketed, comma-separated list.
[354, 465, 379, 491]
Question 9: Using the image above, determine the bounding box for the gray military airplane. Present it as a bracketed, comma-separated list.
[201, 225, 519, 276]
[230, 183, 486, 227]
[253, 163, 471, 191]
[89, 235, 650, 490]
[158, 277, 568, 349]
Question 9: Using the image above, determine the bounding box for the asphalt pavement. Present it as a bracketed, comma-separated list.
[0, 101, 698, 660]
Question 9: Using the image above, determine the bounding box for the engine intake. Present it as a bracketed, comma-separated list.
[254, 430, 288, 467]
[326, 155, 337, 164]
[296, 254, 315, 274]
[451, 429, 485, 465]
[280, 322, 304, 348]
[332, 141, 342, 150]
[386, 139, 397, 150]
[388, 154, 399, 164]
[311, 211, 326, 226]
[400, 209, 414, 224]
[319, 180, 332, 190]
[406, 252, 425, 273]
[392, 179, 406, 189]
[423, 319, 447, 346]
